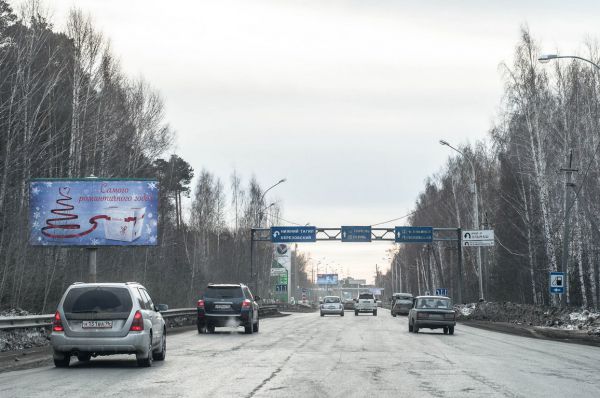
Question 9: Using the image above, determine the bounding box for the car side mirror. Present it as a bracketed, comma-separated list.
[319, 300, 323, 304]
[156, 304, 168, 312]
[254, 295, 261, 301]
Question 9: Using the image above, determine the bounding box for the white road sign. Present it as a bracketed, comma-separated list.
[462, 230, 494, 247]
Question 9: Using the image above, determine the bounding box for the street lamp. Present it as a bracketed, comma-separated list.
[538, 53, 600, 307]
[440, 139, 484, 301]
[256, 178, 286, 226]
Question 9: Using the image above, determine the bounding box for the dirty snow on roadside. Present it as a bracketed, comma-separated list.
[0, 309, 49, 352]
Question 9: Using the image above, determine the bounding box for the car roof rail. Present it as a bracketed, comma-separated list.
[72, 281, 85, 285]
[125, 281, 140, 285]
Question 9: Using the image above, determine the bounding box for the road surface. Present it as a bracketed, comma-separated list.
[1, 309, 599, 397]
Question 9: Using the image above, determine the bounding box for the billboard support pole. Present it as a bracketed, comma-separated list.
[88, 247, 97, 283]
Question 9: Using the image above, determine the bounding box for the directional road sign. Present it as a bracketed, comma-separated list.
[435, 288, 448, 296]
[549, 272, 565, 294]
[341, 226, 372, 242]
[462, 230, 494, 247]
[395, 226, 433, 243]
[271, 226, 316, 243]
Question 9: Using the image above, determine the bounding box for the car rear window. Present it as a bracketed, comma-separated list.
[204, 287, 243, 299]
[359, 293, 374, 299]
[324, 297, 340, 303]
[63, 287, 133, 314]
[416, 298, 451, 309]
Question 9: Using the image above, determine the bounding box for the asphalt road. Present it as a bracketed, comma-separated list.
[1, 309, 599, 398]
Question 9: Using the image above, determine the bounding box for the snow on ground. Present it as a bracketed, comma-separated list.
[0, 309, 49, 352]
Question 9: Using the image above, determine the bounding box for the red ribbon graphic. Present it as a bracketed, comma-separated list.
[40, 187, 144, 239]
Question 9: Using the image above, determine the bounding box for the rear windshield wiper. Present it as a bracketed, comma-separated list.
[70, 310, 99, 313]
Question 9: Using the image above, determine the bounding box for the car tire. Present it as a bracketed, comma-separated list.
[244, 317, 253, 334]
[413, 324, 419, 333]
[408, 321, 413, 333]
[354, 310, 358, 316]
[253, 317, 259, 333]
[77, 353, 91, 362]
[443, 327, 449, 335]
[320, 312, 324, 317]
[448, 326, 454, 335]
[136, 334, 154, 367]
[340, 311, 344, 317]
[153, 332, 166, 361]
[207, 324, 215, 334]
[197, 324, 205, 334]
[53, 351, 70, 368]
[373, 310, 377, 316]
[392, 312, 397, 317]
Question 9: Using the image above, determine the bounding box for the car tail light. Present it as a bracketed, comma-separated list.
[52, 311, 64, 332]
[444, 312, 456, 320]
[417, 312, 429, 319]
[130, 310, 144, 332]
[197, 299, 205, 309]
[241, 299, 252, 309]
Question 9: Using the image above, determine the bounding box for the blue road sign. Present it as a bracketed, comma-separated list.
[341, 226, 372, 242]
[549, 272, 565, 294]
[271, 226, 316, 243]
[395, 226, 433, 243]
[435, 288, 448, 296]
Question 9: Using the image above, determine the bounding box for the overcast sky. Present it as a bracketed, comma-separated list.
[29, 0, 600, 283]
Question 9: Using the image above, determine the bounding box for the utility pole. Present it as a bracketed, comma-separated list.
[560, 150, 578, 307]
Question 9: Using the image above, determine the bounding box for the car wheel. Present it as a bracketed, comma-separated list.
[77, 354, 91, 362]
[244, 317, 253, 334]
[392, 312, 397, 317]
[53, 351, 70, 368]
[136, 334, 154, 367]
[207, 324, 215, 334]
[354, 310, 358, 316]
[413, 323, 419, 333]
[253, 317, 259, 333]
[408, 321, 413, 333]
[373, 310, 377, 316]
[153, 332, 166, 361]
[197, 324, 205, 334]
[340, 311, 344, 317]
[448, 326, 454, 335]
[320, 312, 324, 317]
[443, 327, 449, 335]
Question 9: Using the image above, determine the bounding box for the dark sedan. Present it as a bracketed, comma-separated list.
[408, 296, 456, 334]
[391, 293, 413, 316]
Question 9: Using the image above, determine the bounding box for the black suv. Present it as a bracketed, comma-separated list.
[196, 283, 260, 334]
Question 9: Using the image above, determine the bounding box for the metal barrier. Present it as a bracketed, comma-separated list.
[0, 305, 279, 331]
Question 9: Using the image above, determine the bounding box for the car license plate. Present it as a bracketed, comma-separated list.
[82, 320, 113, 328]
[215, 304, 230, 309]
[327, 305, 335, 309]
[430, 314, 443, 320]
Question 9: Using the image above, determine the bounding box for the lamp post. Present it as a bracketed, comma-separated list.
[440, 140, 483, 301]
[538, 53, 599, 306]
[256, 178, 286, 227]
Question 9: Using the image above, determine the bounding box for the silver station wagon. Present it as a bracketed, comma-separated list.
[50, 282, 167, 367]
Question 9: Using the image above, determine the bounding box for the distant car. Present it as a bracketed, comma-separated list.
[320, 296, 344, 316]
[408, 296, 456, 334]
[391, 293, 413, 316]
[354, 293, 377, 316]
[50, 282, 167, 368]
[343, 298, 355, 310]
[197, 283, 260, 334]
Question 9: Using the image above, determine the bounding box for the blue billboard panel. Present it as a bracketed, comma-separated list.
[395, 226, 433, 243]
[549, 272, 565, 294]
[29, 179, 159, 246]
[341, 226, 372, 242]
[271, 226, 316, 242]
[317, 274, 338, 285]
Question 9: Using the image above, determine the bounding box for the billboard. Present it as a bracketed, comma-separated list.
[29, 179, 159, 246]
[317, 273, 338, 285]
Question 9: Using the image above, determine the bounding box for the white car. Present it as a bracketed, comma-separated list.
[320, 296, 344, 317]
[354, 293, 377, 316]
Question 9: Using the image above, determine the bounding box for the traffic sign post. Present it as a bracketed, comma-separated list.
[395, 226, 433, 243]
[549, 272, 565, 294]
[341, 226, 372, 242]
[462, 230, 494, 247]
[271, 226, 316, 243]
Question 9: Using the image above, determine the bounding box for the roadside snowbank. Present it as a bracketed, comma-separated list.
[0, 309, 49, 352]
[454, 301, 600, 336]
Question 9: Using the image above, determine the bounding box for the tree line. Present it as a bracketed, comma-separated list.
[0, 1, 309, 312]
[383, 29, 600, 309]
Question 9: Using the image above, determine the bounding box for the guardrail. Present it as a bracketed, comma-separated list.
[0, 305, 280, 331]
